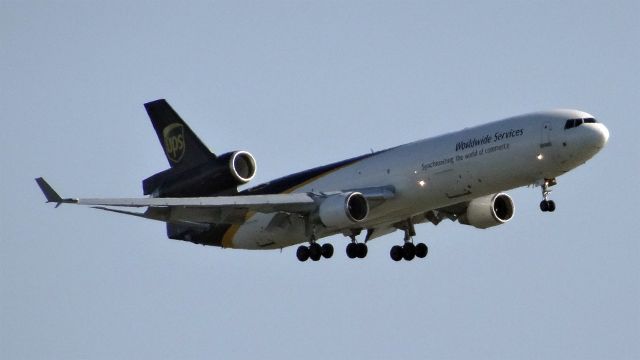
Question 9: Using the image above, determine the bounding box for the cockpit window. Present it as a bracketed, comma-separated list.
[564, 117, 597, 130]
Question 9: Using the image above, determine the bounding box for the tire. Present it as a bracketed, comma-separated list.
[309, 243, 322, 261]
[548, 200, 556, 212]
[540, 200, 549, 212]
[356, 243, 368, 258]
[403, 242, 416, 261]
[321, 243, 334, 259]
[296, 246, 309, 262]
[415, 243, 428, 258]
[390, 245, 403, 261]
[346, 243, 358, 259]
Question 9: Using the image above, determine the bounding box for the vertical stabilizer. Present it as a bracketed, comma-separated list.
[144, 99, 216, 168]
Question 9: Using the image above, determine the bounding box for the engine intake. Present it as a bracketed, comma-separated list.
[318, 192, 369, 228]
[226, 151, 256, 183]
[458, 193, 514, 229]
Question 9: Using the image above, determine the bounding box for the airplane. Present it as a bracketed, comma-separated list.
[36, 99, 609, 262]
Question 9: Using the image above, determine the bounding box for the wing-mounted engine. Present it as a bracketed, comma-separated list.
[458, 193, 514, 229]
[317, 192, 369, 228]
[143, 150, 257, 197]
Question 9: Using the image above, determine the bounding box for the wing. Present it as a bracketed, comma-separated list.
[37, 177, 316, 224]
[35, 177, 394, 226]
[374, 194, 512, 239]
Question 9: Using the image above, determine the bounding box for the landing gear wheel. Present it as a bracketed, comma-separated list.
[356, 243, 368, 258]
[415, 243, 428, 258]
[296, 245, 310, 262]
[346, 242, 358, 259]
[403, 242, 416, 261]
[540, 200, 549, 212]
[309, 243, 322, 261]
[390, 245, 403, 261]
[540, 200, 556, 212]
[547, 200, 556, 212]
[321, 243, 334, 259]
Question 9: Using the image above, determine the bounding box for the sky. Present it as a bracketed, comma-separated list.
[1, 1, 639, 359]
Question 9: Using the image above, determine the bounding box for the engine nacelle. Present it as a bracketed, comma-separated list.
[218, 150, 257, 184]
[142, 150, 257, 197]
[318, 192, 369, 228]
[458, 193, 515, 229]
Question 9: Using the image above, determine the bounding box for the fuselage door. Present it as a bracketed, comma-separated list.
[541, 121, 552, 148]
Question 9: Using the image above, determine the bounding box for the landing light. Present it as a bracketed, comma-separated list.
[418, 180, 426, 187]
[537, 153, 544, 160]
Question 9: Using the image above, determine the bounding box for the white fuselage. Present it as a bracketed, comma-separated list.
[228, 109, 609, 249]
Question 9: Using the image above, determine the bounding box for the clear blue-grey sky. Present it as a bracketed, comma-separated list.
[1, 1, 638, 359]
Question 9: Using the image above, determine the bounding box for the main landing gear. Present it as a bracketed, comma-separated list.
[297, 242, 334, 262]
[296, 221, 429, 262]
[539, 178, 557, 212]
[346, 234, 368, 259]
[297, 221, 334, 262]
[390, 220, 428, 262]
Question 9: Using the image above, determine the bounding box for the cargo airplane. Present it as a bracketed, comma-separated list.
[36, 100, 609, 261]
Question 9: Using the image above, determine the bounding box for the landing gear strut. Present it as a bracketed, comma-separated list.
[539, 178, 556, 212]
[390, 219, 428, 262]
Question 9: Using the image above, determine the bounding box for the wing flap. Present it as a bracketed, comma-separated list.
[92, 206, 212, 230]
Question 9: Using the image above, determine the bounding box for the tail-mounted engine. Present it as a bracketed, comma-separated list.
[458, 193, 514, 229]
[143, 151, 257, 197]
[222, 151, 256, 184]
[318, 192, 369, 228]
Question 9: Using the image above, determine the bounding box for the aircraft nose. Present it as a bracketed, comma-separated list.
[594, 123, 610, 149]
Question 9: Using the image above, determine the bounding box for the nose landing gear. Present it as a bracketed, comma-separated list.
[539, 178, 556, 212]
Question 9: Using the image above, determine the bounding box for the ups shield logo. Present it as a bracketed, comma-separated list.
[163, 123, 185, 163]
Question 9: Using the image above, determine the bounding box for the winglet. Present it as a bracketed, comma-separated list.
[35, 177, 73, 207]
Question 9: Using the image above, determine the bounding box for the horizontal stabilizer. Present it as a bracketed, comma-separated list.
[35, 177, 75, 207]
